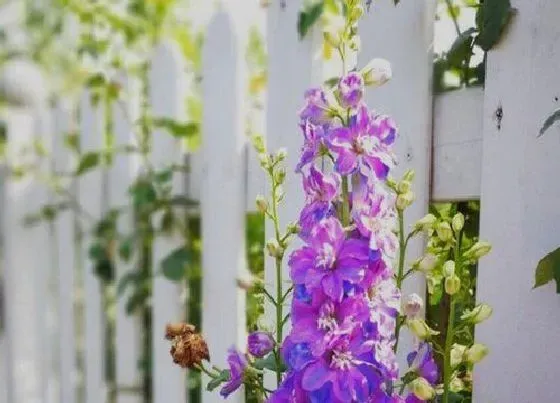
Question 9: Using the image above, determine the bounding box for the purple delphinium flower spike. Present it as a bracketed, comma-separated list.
[296, 121, 326, 172]
[339, 72, 364, 108]
[289, 217, 370, 302]
[220, 348, 247, 398]
[247, 331, 274, 358]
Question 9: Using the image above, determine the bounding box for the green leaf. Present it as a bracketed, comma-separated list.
[64, 132, 80, 153]
[153, 117, 199, 139]
[253, 353, 286, 372]
[297, 2, 324, 40]
[119, 236, 134, 262]
[86, 73, 106, 88]
[324, 76, 339, 88]
[538, 108, 560, 137]
[161, 247, 190, 281]
[130, 179, 157, 209]
[207, 370, 230, 392]
[533, 247, 560, 293]
[447, 28, 476, 69]
[476, 0, 514, 51]
[76, 152, 100, 175]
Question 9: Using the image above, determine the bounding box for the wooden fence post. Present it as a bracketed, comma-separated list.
[200, 10, 247, 403]
[475, 1, 560, 401]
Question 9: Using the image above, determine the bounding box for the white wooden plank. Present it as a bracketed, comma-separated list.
[52, 101, 77, 403]
[432, 88, 483, 201]
[474, 1, 560, 401]
[149, 41, 187, 403]
[2, 108, 47, 403]
[360, 0, 436, 363]
[111, 74, 142, 403]
[79, 92, 107, 403]
[200, 11, 247, 403]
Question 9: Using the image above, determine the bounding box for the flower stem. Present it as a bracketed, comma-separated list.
[393, 209, 406, 353]
[341, 176, 350, 226]
[443, 233, 462, 403]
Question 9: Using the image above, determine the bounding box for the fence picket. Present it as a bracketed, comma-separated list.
[111, 74, 143, 403]
[359, 0, 436, 364]
[52, 101, 77, 403]
[78, 91, 107, 403]
[2, 108, 48, 402]
[149, 41, 188, 403]
[200, 11, 247, 403]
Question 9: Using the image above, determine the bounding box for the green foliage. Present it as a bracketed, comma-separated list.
[297, 2, 324, 39]
[253, 353, 286, 372]
[160, 247, 190, 281]
[533, 247, 560, 293]
[476, 0, 515, 51]
[76, 151, 101, 175]
[206, 369, 230, 392]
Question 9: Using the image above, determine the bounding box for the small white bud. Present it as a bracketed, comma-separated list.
[464, 241, 492, 259]
[276, 148, 288, 162]
[360, 58, 392, 88]
[436, 221, 453, 242]
[255, 195, 268, 214]
[450, 344, 468, 368]
[443, 260, 456, 278]
[396, 191, 415, 210]
[403, 293, 423, 318]
[408, 319, 439, 340]
[415, 214, 437, 231]
[461, 304, 492, 324]
[466, 344, 489, 364]
[410, 377, 435, 400]
[452, 212, 465, 232]
[417, 253, 437, 273]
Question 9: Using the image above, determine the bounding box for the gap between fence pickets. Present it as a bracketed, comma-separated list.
[431, 88, 484, 202]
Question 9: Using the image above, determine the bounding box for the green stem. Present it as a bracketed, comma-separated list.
[341, 176, 350, 226]
[443, 233, 462, 403]
[393, 210, 406, 353]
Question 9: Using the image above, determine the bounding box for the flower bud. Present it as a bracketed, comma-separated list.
[276, 148, 287, 162]
[350, 4, 364, 21]
[360, 58, 392, 88]
[275, 167, 286, 185]
[417, 253, 437, 273]
[461, 304, 492, 324]
[396, 191, 415, 210]
[414, 214, 437, 232]
[452, 212, 465, 232]
[436, 221, 453, 242]
[466, 344, 489, 364]
[402, 169, 415, 182]
[410, 377, 435, 400]
[408, 319, 439, 339]
[338, 72, 364, 108]
[450, 344, 467, 368]
[464, 241, 492, 259]
[266, 239, 283, 258]
[247, 331, 274, 358]
[286, 221, 300, 235]
[258, 153, 270, 169]
[251, 134, 266, 154]
[442, 260, 455, 278]
[403, 293, 423, 318]
[348, 35, 361, 51]
[450, 376, 465, 392]
[445, 275, 461, 295]
[397, 180, 411, 194]
[255, 195, 268, 214]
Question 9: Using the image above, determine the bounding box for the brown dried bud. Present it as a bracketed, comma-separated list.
[165, 323, 195, 340]
[165, 322, 210, 369]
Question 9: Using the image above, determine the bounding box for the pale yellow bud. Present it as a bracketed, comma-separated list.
[443, 260, 456, 278]
[415, 214, 437, 231]
[464, 241, 492, 259]
[410, 377, 435, 400]
[360, 58, 392, 87]
[436, 221, 453, 242]
[466, 344, 489, 364]
[396, 191, 415, 210]
[461, 304, 492, 324]
[452, 212, 465, 232]
[255, 195, 268, 213]
[445, 275, 461, 295]
[450, 344, 468, 368]
[417, 253, 437, 273]
[408, 319, 439, 339]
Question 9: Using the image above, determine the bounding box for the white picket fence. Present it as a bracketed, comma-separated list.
[2, 1, 560, 402]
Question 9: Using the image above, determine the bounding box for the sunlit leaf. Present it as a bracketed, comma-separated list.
[476, 0, 514, 51]
[534, 247, 560, 293]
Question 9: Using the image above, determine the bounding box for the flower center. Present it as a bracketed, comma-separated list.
[316, 243, 336, 269]
[354, 135, 377, 155]
[330, 350, 354, 370]
[317, 303, 337, 331]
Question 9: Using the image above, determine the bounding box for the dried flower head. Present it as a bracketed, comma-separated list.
[165, 322, 209, 369]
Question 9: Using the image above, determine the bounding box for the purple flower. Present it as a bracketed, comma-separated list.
[298, 165, 340, 239]
[291, 289, 370, 355]
[219, 348, 247, 398]
[339, 72, 364, 108]
[352, 175, 398, 260]
[327, 105, 396, 179]
[368, 278, 401, 342]
[406, 342, 439, 385]
[289, 217, 370, 301]
[300, 328, 376, 402]
[299, 88, 330, 125]
[296, 121, 326, 172]
[247, 331, 274, 358]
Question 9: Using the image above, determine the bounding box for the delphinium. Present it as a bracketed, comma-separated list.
[165, 1, 492, 402]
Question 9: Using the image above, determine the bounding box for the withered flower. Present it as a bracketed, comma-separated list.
[165, 322, 210, 369]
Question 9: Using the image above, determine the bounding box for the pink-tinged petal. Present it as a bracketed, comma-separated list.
[336, 265, 365, 284]
[328, 127, 354, 150]
[322, 273, 344, 302]
[335, 150, 358, 175]
[332, 371, 354, 402]
[305, 267, 325, 289]
[289, 247, 316, 283]
[310, 217, 345, 252]
[301, 359, 333, 391]
[362, 154, 389, 179]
